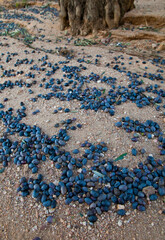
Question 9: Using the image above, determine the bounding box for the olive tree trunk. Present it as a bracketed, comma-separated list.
[58, 0, 135, 35]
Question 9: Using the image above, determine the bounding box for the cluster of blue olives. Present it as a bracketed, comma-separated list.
[0, 22, 36, 44]
[0, 105, 165, 223]
[0, 47, 165, 117]
[20, 5, 59, 17]
[2, 11, 43, 23]
[16, 154, 165, 223]
[17, 175, 57, 208]
[115, 117, 165, 155]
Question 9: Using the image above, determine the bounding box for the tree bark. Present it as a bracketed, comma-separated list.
[58, 0, 135, 35]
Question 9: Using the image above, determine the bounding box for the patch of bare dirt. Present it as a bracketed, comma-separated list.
[124, 0, 165, 28]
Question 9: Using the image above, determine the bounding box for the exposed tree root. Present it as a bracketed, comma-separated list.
[58, 0, 135, 35]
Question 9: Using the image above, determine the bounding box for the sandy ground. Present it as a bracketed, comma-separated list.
[0, 1, 165, 240]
